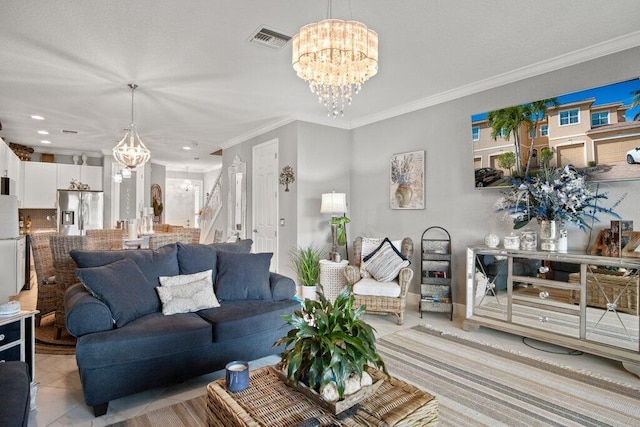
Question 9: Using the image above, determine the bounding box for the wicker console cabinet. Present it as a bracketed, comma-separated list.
[465, 246, 640, 377]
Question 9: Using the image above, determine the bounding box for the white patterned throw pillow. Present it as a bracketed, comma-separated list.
[159, 269, 213, 287]
[156, 278, 220, 315]
[359, 237, 382, 278]
[362, 238, 410, 282]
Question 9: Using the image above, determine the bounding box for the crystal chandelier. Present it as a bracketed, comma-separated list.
[292, 6, 378, 118]
[181, 167, 193, 192]
[113, 83, 151, 169]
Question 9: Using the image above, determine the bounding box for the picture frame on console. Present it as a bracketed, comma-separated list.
[390, 150, 425, 210]
[471, 77, 640, 189]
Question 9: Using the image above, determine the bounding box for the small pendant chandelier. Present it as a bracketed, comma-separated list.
[292, 1, 378, 118]
[113, 83, 151, 169]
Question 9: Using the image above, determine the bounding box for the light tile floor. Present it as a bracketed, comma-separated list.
[20, 287, 640, 426]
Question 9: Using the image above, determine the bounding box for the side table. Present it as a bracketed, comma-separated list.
[319, 259, 348, 302]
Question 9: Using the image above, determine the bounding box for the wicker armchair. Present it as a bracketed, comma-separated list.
[87, 229, 125, 250]
[50, 235, 87, 338]
[29, 231, 58, 326]
[344, 237, 414, 325]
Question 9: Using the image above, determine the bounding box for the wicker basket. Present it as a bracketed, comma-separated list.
[568, 268, 639, 315]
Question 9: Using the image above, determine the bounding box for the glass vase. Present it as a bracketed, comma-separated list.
[539, 220, 559, 251]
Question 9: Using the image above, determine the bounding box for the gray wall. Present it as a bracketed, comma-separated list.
[350, 46, 640, 308]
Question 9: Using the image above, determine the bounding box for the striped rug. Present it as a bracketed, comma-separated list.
[377, 325, 640, 426]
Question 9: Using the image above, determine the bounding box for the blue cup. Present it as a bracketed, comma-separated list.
[225, 361, 249, 393]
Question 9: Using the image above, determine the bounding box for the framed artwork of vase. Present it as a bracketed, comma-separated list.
[390, 150, 425, 209]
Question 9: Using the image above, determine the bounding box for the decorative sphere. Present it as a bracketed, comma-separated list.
[484, 233, 500, 248]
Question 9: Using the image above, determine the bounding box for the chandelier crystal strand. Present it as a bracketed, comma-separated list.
[113, 83, 151, 169]
[293, 18, 378, 118]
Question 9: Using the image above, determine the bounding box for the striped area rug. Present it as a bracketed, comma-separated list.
[377, 325, 640, 427]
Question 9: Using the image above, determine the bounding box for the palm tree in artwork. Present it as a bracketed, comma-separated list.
[523, 98, 559, 176]
[487, 106, 526, 174]
[487, 98, 559, 176]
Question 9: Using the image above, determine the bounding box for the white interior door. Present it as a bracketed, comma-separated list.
[252, 139, 279, 272]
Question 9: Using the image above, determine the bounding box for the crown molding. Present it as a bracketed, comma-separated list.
[220, 116, 298, 149]
[350, 30, 640, 129]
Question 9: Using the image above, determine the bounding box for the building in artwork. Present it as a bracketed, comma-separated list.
[472, 99, 640, 176]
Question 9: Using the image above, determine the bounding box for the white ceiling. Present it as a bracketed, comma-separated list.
[1, 0, 639, 172]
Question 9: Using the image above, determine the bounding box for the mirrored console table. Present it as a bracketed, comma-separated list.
[464, 246, 640, 377]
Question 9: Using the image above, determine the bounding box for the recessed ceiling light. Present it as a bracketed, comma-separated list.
[31, 115, 45, 120]
[182, 146, 192, 150]
[37, 130, 49, 135]
[40, 140, 51, 144]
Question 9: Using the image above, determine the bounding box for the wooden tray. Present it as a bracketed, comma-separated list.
[275, 368, 383, 415]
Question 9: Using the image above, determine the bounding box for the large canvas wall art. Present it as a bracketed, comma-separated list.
[471, 78, 640, 189]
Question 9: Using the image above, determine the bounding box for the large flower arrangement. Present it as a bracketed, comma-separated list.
[495, 165, 623, 230]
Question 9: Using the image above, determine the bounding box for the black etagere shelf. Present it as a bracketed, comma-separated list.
[420, 226, 453, 320]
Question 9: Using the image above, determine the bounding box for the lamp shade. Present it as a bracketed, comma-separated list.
[320, 192, 347, 214]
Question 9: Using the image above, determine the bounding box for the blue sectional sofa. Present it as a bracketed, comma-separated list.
[64, 240, 298, 416]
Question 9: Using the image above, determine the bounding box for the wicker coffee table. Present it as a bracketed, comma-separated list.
[206, 366, 438, 426]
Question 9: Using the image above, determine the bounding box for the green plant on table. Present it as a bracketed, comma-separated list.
[274, 286, 388, 400]
[290, 245, 323, 287]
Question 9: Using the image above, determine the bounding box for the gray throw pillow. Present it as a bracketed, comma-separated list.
[215, 251, 272, 300]
[75, 258, 159, 327]
[70, 244, 179, 292]
[176, 240, 253, 276]
[363, 238, 410, 282]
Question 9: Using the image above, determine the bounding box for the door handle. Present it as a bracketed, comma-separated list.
[253, 229, 258, 233]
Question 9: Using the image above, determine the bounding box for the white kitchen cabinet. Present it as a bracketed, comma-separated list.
[57, 164, 81, 189]
[81, 165, 103, 191]
[22, 162, 57, 208]
[57, 164, 103, 191]
[0, 237, 26, 303]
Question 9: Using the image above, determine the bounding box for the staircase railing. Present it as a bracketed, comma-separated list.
[199, 173, 222, 243]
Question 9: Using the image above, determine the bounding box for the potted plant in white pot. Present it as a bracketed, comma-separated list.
[274, 286, 388, 413]
[290, 245, 323, 300]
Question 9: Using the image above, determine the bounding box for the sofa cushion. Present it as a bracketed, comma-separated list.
[75, 259, 159, 327]
[197, 299, 298, 342]
[75, 312, 213, 367]
[176, 241, 253, 277]
[353, 277, 401, 297]
[211, 239, 253, 253]
[70, 244, 179, 288]
[156, 279, 220, 315]
[215, 252, 272, 301]
[362, 238, 410, 282]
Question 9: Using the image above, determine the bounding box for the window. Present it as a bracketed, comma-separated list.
[591, 111, 609, 127]
[559, 109, 579, 126]
[540, 125, 548, 136]
[528, 128, 536, 138]
[472, 127, 479, 141]
[496, 128, 506, 138]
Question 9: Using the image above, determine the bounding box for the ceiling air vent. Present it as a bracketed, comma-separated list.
[248, 27, 292, 50]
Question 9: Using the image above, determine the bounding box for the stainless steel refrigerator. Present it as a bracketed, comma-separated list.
[57, 190, 104, 235]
